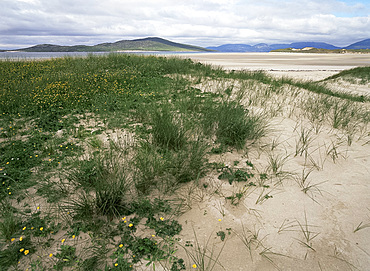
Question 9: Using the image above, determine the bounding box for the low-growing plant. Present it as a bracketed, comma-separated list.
[183, 229, 226, 271]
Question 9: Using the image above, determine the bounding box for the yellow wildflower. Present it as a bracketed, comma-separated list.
[115, 263, 118, 267]
[119, 244, 123, 248]
[72, 235, 75, 239]
[160, 217, 164, 221]
[61, 239, 65, 243]
[192, 264, 197, 268]
[19, 236, 23, 241]
[20, 248, 24, 252]
[22, 227, 26, 230]
[128, 223, 133, 227]
[49, 253, 53, 257]
[40, 227, 43, 231]
[11, 238, 15, 242]
[24, 250, 29, 255]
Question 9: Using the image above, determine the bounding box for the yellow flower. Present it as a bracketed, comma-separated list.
[61, 239, 65, 243]
[19, 236, 23, 241]
[128, 223, 133, 227]
[20, 248, 24, 252]
[115, 263, 118, 267]
[11, 238, 15, 242]
[72, 235, 75, 239]
[160, 217, 164, 221]
[119, 244, 123, 248]
[22, 227, 26, 230]
[49, 253, 53, 257]
[37, 206, 40, 210]
[218, 219, 222, 222]
[40, 227, 43, 231]
[192, 264, 197, 268]
[121, 217, 126, 221]
[24, 250, 29, 255]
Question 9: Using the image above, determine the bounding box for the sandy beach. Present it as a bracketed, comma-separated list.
[177, 52, 370, 80]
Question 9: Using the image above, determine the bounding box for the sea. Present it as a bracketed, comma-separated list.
[0, 51, 204, 60]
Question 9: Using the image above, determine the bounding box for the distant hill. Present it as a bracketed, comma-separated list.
[345, 39, 370, 50]
[10, 37, 213, 52]
[271, 48, 370, 54]
[207, 39, 369, 52]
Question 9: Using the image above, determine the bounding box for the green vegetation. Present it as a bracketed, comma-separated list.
[323, 66, 370, 84]
[0, 54, 369, 270]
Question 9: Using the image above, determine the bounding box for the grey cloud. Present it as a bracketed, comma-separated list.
[1, 0, 369, 49]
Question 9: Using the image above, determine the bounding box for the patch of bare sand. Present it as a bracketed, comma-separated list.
[172, 118, 370, 270]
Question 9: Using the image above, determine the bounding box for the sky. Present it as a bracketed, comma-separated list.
[1, 0, 370, 50]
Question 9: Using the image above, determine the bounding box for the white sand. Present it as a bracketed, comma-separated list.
[177, 52, 370, 81]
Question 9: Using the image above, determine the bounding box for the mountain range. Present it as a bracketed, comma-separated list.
[207, 39, 370, 52]
[3, 37, 370, 53]
[7, 37, 213, 52]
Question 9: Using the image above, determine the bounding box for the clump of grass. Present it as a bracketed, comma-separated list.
[203, 101, 266, 149]
[151, 105, 187, 151]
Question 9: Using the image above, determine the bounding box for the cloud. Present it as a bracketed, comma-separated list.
[1, 0, 369, 49]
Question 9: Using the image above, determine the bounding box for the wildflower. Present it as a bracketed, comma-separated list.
[119, 244, 123, 248]
[61, 239, 65, 243]
[24, 250, 29, 255]
[128, 223, 133, 227]
[22, 227, 26, 231]
[121, 217, 126, 221]
[115, 263, 118, 267]
[218, 219, 222, 222]
[19, 236, 23, 241]
[37, 206, 40, 210]
[40, 227, 43, 231]
[160, 217, 164, 221]
[192, 264, 197, 268]
[20, 248, 24, 252]
[49, 253, 53, 257]
[72, 235, 75, 239]
[11, 238, 15, 242]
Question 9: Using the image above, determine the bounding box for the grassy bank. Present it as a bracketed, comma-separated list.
[0, 54, 369, 270]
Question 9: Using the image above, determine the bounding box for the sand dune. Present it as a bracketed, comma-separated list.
[166, 53, 370, 270]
